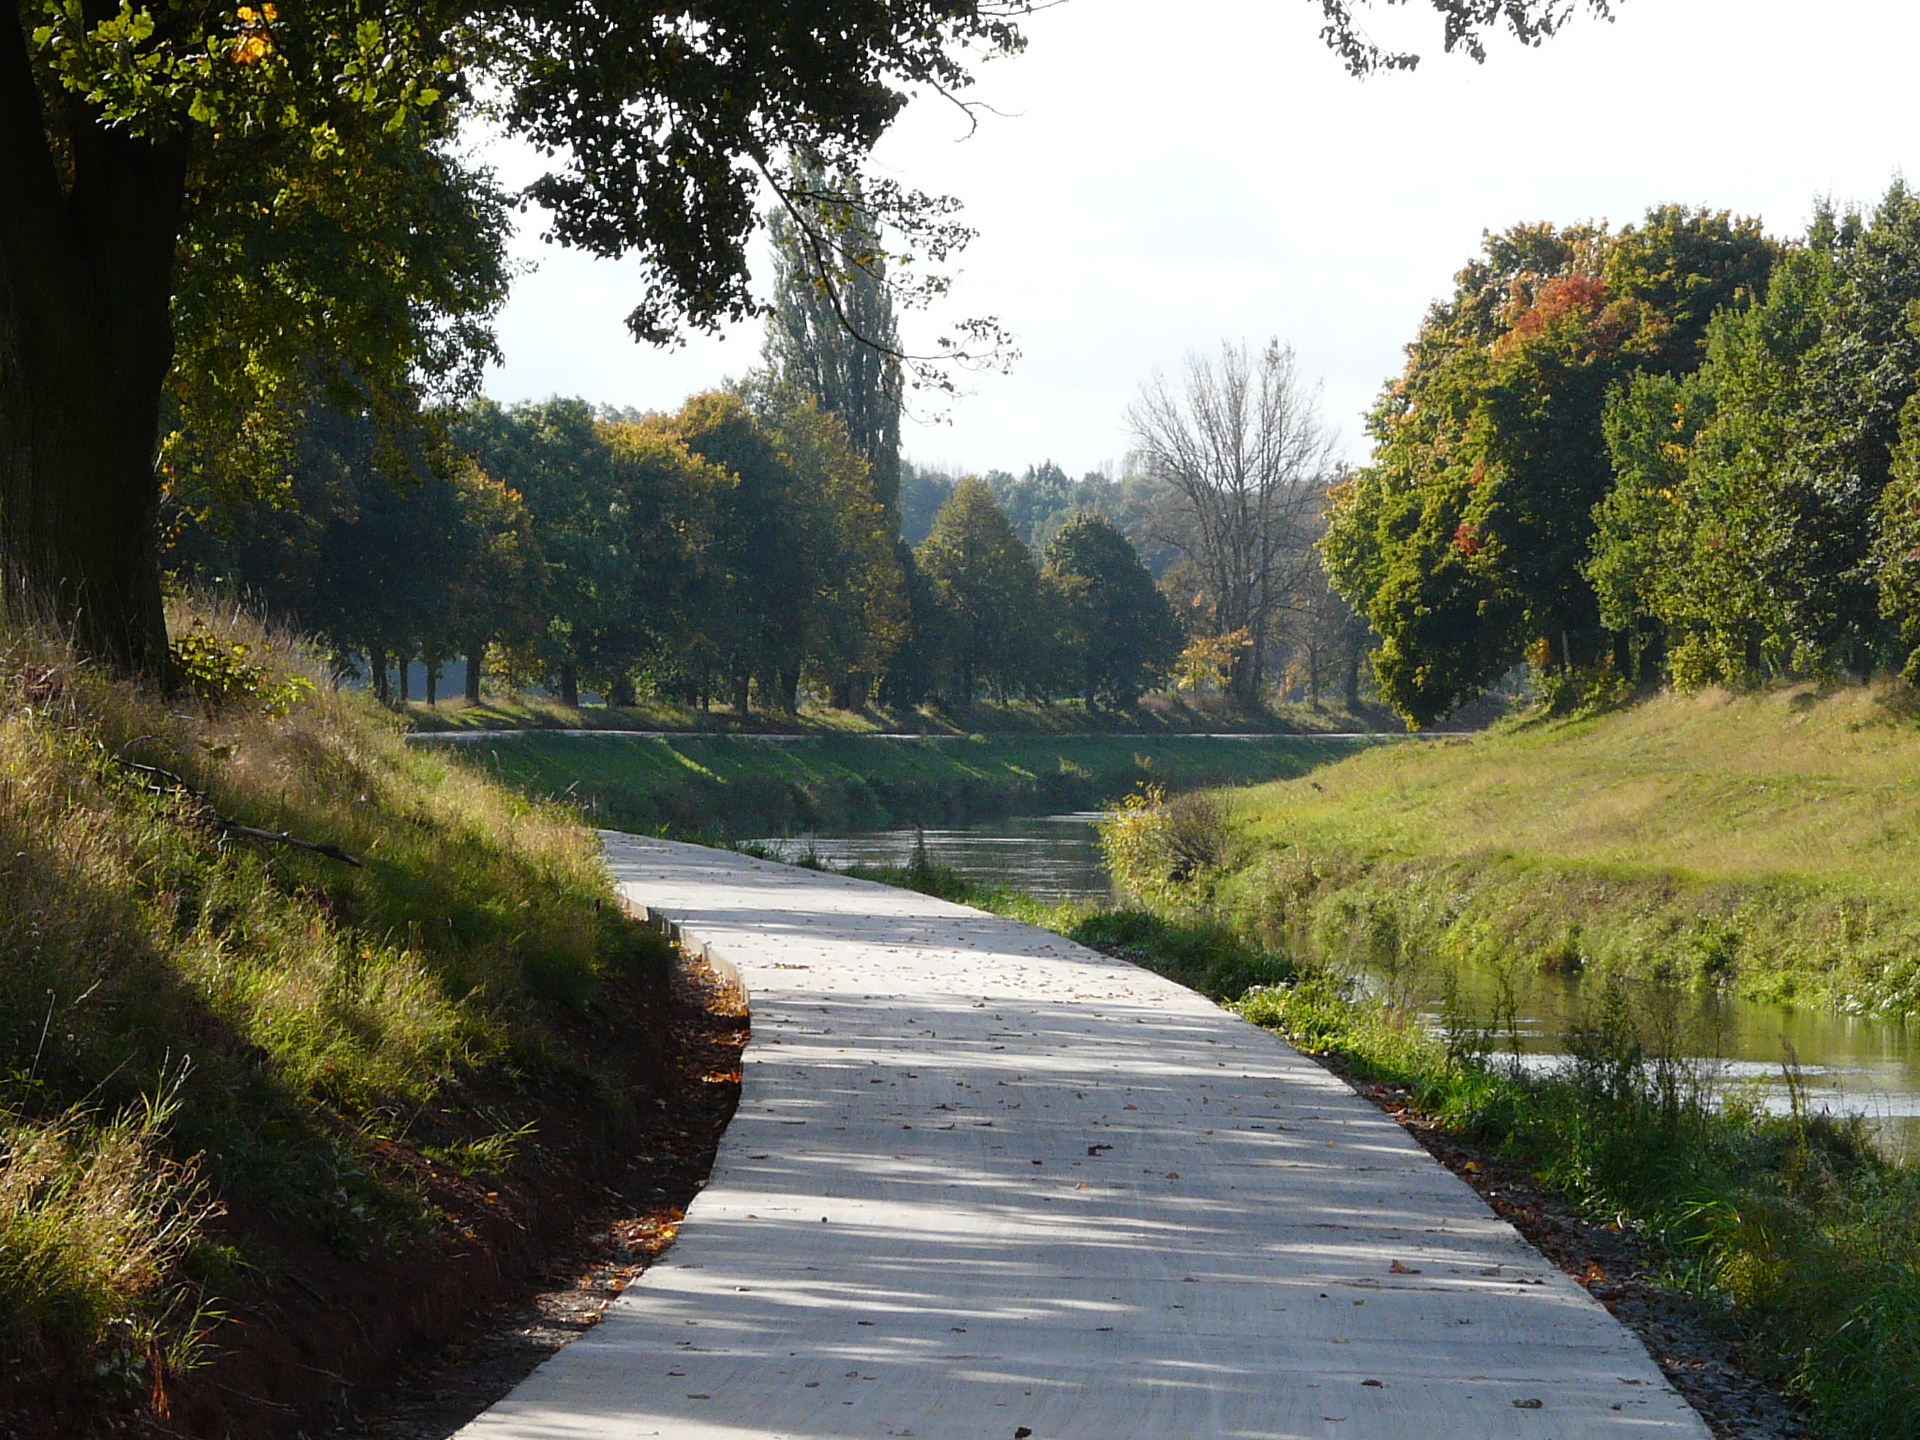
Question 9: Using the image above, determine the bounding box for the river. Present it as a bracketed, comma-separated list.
[754, 813, 1920, 1157]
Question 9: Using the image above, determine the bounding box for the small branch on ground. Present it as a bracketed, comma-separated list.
[115, 757, 365, 866]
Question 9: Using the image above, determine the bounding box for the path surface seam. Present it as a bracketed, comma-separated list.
[456, 834, 1710, 1440]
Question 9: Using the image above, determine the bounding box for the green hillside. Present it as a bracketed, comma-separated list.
[1205, 686, 1920, 1013]
[0, 611, 685, 1432]
[446, 731, 1377, 837]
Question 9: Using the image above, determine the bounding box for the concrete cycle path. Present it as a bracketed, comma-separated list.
[459, 835, 1709, 1440]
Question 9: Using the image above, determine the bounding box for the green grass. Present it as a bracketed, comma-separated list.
[450, 731, 1378, 838]
[1234, 684, 1920, 885]
[1195, 684, 1920, 1013]
[0, 605, 667, 1400]
[404, 690, 1389, 737]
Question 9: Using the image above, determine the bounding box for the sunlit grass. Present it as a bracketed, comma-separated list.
[1234, 685, 1920, 887]
[0, 603, 663, 1395]
[1213, 685, 1920, 1013]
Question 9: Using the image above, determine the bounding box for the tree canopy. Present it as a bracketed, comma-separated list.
[3, 0, 1619, 670]
[1325, 179, 1920, 726]
[1324, 207, 1780, 725]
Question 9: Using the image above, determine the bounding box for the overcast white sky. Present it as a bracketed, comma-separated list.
[481, 0, 1920, 476]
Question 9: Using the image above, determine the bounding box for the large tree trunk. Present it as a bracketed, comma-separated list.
[465, 641, 485, 704]
[0, 28, 188, 670]
[559, 662, 579, 709]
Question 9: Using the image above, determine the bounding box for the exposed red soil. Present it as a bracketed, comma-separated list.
[0, 946, 745, 1440]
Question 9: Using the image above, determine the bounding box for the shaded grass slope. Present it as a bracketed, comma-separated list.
[450, 731, 1372, 839]
[403, 690, 1380, 737]
[0, 607, 682, 1434]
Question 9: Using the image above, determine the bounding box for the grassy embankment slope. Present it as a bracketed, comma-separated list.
[1211, 684, 1920, 1014]
[445, 730, 1376, 837]
[0, 610, 714, 1437]
[401, 690, 1398, 737]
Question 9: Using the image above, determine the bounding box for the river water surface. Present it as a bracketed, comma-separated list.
[753, 814, 1920, 1156]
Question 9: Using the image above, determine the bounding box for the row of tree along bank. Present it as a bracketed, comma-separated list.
[169, 155, 1377, 724]
[176, 386, 1188, 717]
[1330, 184, 1920, 726]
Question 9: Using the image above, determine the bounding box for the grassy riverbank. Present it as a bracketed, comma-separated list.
[403, 690, 1393, 737]
[1178, 684, 1920, 1015]
[0, 610, 712, 1436]
[448, 731, 1375, 838]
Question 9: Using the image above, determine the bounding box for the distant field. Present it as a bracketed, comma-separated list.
[448, 732, 1378, 838]
[1210, 685, 1920, 1013]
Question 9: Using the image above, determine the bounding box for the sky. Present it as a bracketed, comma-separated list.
[480, 0, 1920, 476]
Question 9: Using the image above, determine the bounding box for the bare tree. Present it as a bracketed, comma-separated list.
[1128, 340, 1337, 704]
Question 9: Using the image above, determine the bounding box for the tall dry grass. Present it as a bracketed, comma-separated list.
[0, 602, 655, 1394]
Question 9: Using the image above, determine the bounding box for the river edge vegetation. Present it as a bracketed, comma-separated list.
[399, 689, 1399, 737]
[0, 606, 739, 1436]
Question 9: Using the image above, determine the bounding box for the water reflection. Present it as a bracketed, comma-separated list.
[750, 813, 1112, 902]
[756, 813, 1920, 1156]
[1419, 960, 1920, 1158]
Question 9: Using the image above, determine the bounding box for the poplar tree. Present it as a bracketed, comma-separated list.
[764, 156, 904, 516]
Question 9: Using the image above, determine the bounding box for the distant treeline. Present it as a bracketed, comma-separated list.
[172, 386, 1183, 713]
[1329, 183, 1920, 726]
[169, 159, 1376, 717]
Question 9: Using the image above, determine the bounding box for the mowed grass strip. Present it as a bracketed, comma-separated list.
[457, 731, 1374, 837]
[1234, 685, 1920, 888]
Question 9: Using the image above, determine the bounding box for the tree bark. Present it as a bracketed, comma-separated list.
[425, 661, 439, 706]
[0, 19, 188, 670]
[559, 662, 579, 708]
[465, 642, 485, 704]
